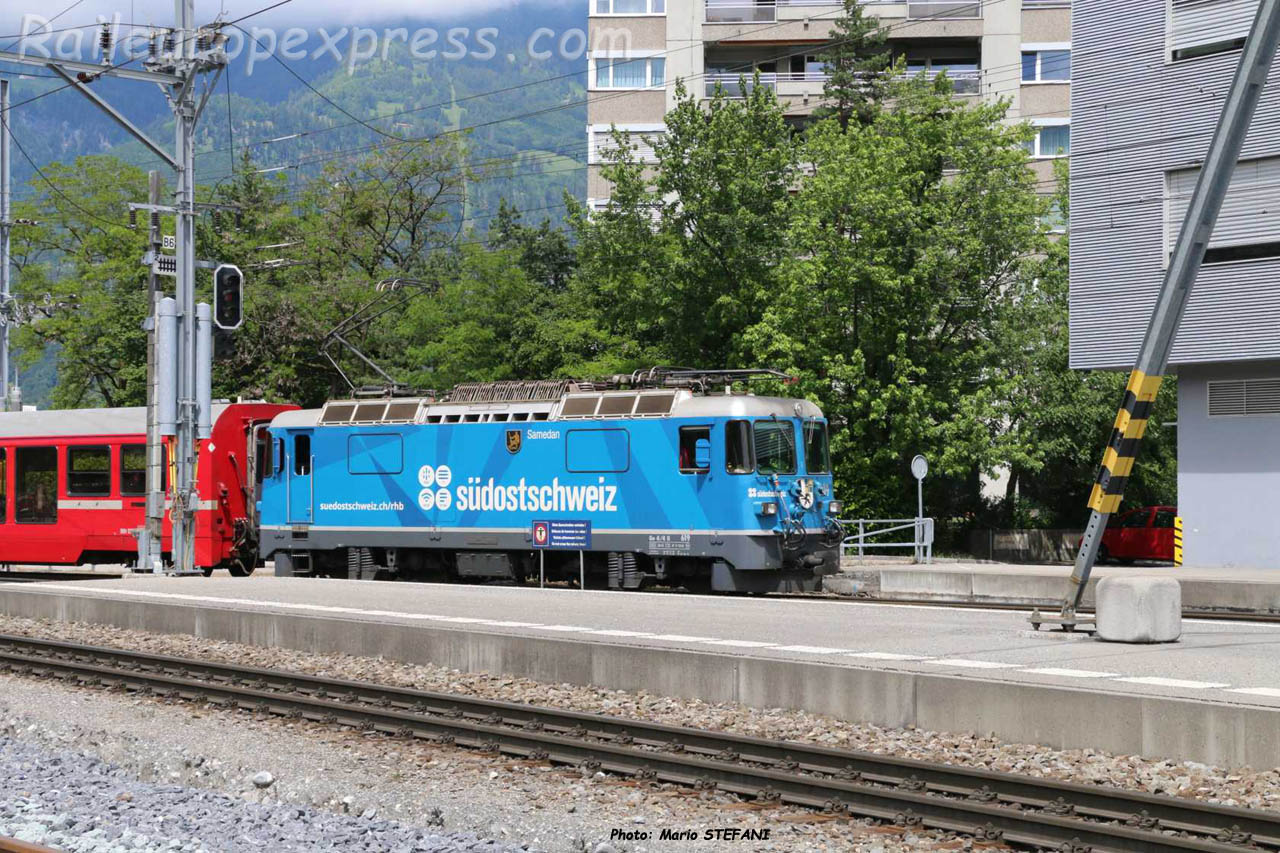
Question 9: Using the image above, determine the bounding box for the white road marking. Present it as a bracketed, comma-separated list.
[649, 635, 719, 642]
[1021, 667, 1119, 679]
[704, 639, 777, 648]
[1226, 687, 1280, 698]
[587, 630, 654, 638]
[844, 652, 930, 661]
[485, 621, 542, 628]
[1115, 676, 1231, 689]
[772, 645, 849, 655]
[532, 625, 594, 632]
[925, 659, 1020, 669]
[436, 617, 491, 624]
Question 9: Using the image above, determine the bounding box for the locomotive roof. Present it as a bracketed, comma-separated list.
[0, 404, 238, 438]
[278, 392, 824, 430]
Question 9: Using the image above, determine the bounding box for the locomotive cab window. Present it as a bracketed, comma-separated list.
[678, 426, 711, 473]
[754, 421, 796, 475]
[803, 420, 830, 474]
[16, 446, 57, 524]
[726, 420, 754, 474]
[293, 435, 312, 476]
[67, 446, 110, 496]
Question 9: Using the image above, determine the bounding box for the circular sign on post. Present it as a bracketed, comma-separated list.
[911, 455, 929, 480]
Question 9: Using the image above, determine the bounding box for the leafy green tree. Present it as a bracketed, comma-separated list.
[11, 156, 150, 408]
[570, 78, 798, 368]
[817, 0, 892, 128]
[743, 76, 1045, 519]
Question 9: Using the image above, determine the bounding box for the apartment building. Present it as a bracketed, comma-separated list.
[1071, 0, 1280, 567]
[586, 0, 1072, 209]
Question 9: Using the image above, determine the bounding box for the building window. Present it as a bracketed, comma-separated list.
[1021, 46, 1071, 82]
[67, 445, 110, 497]
[1166, 155, 1280, 265]
[1170, 0, 1255, 61]
[588, 124, 665, 165]
[593, 56, 665, 90]
[1040, 197, 1068, 233]
[595, 0, 664, 13]
[1024, 121, 1070, 158]
[16, 446, 57, 524]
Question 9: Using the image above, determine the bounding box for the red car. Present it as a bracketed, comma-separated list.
[1099, 505, 1178, 563]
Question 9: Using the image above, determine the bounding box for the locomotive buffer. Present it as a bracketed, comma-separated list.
[1035, 0, 1280, 631]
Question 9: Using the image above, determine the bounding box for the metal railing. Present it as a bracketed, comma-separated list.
[705, 68, 979, 98]
[841, 517, 935, 563]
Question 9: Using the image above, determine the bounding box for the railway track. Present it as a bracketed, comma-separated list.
[0, 635, 1273, 852]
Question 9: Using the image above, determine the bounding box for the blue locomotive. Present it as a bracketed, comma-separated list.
[257, 370, 844, 593]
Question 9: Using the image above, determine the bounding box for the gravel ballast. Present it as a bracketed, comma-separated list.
[0, 612, 1274, 849]
[0, 735, 526, 853]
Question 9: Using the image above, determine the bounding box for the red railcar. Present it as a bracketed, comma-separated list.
[0, 402, 295, 571]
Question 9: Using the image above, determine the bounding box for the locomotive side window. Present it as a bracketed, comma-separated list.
[16, 446, 58, 524]
[754, 421, 796, 475]
[120, 445, 147, 496]
[803, 421, 831, 474]
[725, 420, 754, 474]
[67, 446, 110, 497]
[294, 434, 312, 476]
[0, 448, 6, 522]
[678, 426, 711, 474]
[274, 438, 285, 477]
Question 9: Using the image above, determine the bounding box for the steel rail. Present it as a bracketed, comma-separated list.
[0, 635, 1271, 852]
[0, 838, 61, 853]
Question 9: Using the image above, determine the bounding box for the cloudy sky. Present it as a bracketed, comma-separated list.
[5, 0, 568, 33]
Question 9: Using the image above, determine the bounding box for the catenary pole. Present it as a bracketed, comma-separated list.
[0, 4, 226, 575]
[1057, 0, 1280, 625]
[141, 170, 165, 572]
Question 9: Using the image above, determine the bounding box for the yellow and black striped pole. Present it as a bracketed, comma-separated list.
[1051, 0, 1280, 626]
[1086, 370, 1162, 515]
[1174, 516, 1184, 567]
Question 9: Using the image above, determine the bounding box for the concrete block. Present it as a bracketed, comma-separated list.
[1096, 576, 1181, 643]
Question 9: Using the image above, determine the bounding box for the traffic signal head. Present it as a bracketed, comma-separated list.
[213, 264, 244, 331]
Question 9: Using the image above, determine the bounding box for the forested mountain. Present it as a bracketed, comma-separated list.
[1, 1, 587, 222]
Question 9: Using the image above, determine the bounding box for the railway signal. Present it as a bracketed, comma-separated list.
[214, 264, 244, 331]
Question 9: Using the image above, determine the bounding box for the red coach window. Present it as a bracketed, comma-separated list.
[67, 446, 110, 497]
[120, 445, 146, 496]
[16, 446, 57, 524]
[0, 448, 6, 523]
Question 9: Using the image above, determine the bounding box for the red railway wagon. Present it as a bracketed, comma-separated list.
[0, 402, 295, 572]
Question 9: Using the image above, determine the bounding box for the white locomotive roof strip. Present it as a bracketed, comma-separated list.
[279, 392, 825, 430]
[15, 584, 1280, 704]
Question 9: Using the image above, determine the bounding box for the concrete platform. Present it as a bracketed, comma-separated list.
[833, 560, 1280, 613]
[3, 575, 1280, 768]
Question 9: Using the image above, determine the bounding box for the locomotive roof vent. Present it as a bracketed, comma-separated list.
[320, 399, 426, 425]
[557, 391, 677, 419]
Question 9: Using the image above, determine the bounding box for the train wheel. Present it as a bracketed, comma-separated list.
[227, 559, 255, 578]
[201, 567, 215, 578]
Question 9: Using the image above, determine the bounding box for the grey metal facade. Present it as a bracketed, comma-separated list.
[1178, 361, 1280, 567]
[1070, 0, 1280, 370]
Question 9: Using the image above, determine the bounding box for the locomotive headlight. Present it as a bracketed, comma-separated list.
[827, 500, 843, 516]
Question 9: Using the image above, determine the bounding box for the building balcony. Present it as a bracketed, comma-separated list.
[704, 0, 982, 25]
[704, 68, 980, 99]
